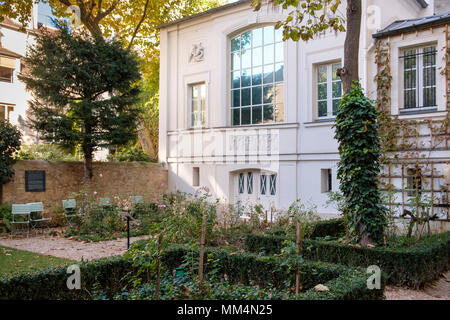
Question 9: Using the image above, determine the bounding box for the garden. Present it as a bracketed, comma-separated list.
[0, 188, 448, 300]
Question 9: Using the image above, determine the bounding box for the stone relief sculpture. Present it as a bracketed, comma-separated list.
[189, 43, 205, 63]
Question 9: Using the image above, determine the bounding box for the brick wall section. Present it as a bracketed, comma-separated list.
[2, 160, 168, 213]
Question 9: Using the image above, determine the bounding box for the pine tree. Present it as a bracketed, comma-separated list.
[19, 24, 142, 182]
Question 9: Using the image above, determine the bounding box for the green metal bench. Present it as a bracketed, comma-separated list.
[11, 204, 31, 238]
[27, 202, 51, 234]
[62, 199, 84, 228]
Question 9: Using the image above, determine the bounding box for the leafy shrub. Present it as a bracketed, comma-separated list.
[0, 203, 12, 232]
[107, 144, 153, 162]
[244, 232, 450, 288]
[15, 144, 78, 161]
[333, 84, 387, 244]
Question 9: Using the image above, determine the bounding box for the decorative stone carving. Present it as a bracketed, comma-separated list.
[189, 43, 205, 63]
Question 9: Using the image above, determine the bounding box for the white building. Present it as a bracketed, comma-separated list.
[0, 2, 59, 144]
[0, 3, 109, 160]
[158, 0, 450, 220]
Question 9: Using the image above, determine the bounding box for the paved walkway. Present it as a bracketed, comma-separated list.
[0, 234, 151, 261]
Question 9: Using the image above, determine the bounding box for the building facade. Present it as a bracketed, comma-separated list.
[159, 0, 450, 220]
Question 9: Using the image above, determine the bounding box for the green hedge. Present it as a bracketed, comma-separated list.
[159, 245, 384, 300]
[0, 256, 133, 300]
[310, 218, 345, 238]
[266, 218, 345, 239]
[245, 232, 450, 288]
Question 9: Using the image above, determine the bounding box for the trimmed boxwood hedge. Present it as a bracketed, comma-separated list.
[267, 218, 345, 239]
[310, 218, 346, 238]
[0, 256, 134, 300]
[0, 244, 384, 300]
[159, 245, 384, 300]
[244, 231, 450, 288]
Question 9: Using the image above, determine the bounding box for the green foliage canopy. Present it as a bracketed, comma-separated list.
[0, 120, 21, 185]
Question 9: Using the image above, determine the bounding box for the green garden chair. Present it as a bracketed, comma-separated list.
[11, 204, 31, 238]
[99, 198, 112, 207]
[131, 196, 144, 205]
[27, 202, 51, 234]
[62, 199, 84, 228]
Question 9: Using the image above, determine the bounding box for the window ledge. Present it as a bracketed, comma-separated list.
[304, 118, 336, 127]
[399, 107, 438, 115]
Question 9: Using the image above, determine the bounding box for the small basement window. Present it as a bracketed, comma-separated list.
[25, 170, 46, 192]
[193, 167, 200, 187]
[321, 169, 332, 193]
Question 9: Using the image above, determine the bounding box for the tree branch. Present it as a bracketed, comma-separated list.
[127, 0, 150, 51]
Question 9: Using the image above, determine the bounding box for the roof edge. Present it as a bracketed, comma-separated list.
[157, 0, 252, 30]
[373, 15, 450, 39]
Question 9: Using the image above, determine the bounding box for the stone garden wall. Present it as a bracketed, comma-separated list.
[2, 160, 168, 213]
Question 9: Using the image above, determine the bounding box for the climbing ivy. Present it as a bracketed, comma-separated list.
[334, 84, 387, 245]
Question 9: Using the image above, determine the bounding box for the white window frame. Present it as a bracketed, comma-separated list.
[401, 45, 437, 110]
[230, 25, 285, 127]
[316, 62, 342, 120]
[189, 83, 206, 128]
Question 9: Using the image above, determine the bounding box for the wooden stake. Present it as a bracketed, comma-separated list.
[295, 222, 302, 295]
[199, 212, 207, 293]
[156, 234, 162, 300]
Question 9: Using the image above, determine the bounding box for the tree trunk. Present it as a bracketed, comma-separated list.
[338, 0, 362, 93]
[83, 152, 93, 184]
[137, 122, 157, 160]
[0, 184, 3, 206]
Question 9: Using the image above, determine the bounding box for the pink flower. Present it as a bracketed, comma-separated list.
[194, 194, 198, 198]
[94, 191, 97, 195]
[99, 173, 103, 177]
[84, 193, 88, 197]
[158, 204, 166, 208]
[160, 183, 165, 189]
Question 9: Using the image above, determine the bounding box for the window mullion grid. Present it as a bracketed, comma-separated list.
[327, 65, 333, 117]
[418, 48, 423, 108]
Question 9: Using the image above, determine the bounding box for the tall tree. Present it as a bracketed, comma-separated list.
[0, 121, 22, 205]
[44, 0, 223, 159]
[19, 25, 142, 183]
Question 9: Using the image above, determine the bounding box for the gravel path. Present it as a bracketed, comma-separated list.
[0, 233, 151, 261]
[385, 272, 450, 300]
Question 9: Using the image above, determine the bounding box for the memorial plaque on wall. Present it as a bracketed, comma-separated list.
[25, 170, 46, 192]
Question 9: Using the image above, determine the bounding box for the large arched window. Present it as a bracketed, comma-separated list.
[231, 25, 284, 126]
